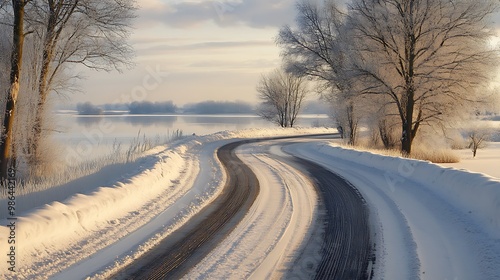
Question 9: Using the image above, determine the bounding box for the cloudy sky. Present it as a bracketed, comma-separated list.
[68, 0, 500, 107]
[67, 0, 297, 106]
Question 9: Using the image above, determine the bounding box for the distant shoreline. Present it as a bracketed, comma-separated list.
[55, 110, 330, 118]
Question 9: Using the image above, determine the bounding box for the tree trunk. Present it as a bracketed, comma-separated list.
[346, 102, 357, 146]
[401, 92, 415, 156]
[401, 93, 414, 156]
[30, 0, 59, 167]
[0, 0, 26, 181]
[401, 8, 416, 156]
[30, 62, 50, 166]
[401, 88, 416, 156]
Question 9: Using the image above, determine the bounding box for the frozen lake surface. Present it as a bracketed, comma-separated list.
[53, 112, 332, 161]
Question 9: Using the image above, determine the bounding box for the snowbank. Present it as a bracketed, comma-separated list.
[0, 127, 335, 278]
[317, 145, 500, 239]
[204, 126, 335, 141]
[0, 146, 186, 273]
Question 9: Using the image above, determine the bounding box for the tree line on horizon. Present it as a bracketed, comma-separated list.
[75, 100, 331, 115]
[76, 100, 256, 115]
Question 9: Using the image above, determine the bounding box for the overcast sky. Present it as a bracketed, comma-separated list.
[65, 0, 500, 107]
[64, 0, 297, 106]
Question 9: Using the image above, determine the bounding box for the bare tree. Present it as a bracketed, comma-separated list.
[371, 95, 400, 149]
[0, 0, 135, 178]
[0, 17, 11, 113]
[0, 0, 31, 181]
[26, 0, 136, 168]
[348, 0, 500, 156]
[466, 126, 492, 158]
[257, 68, 308, 128]
[277, 0, 361, 143]
[377, 117, 399, 149]
[324, 92, 361, 145]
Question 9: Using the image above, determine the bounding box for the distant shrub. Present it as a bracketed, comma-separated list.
[128, 101, 178, 114]
[182, 101, 254, 114]
[77, 102, 103, 115]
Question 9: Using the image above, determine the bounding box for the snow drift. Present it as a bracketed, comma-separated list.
[0, 127, 334, 278]
[316, 145, 500, 239]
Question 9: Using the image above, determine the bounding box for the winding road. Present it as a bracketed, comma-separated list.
[291, 156, 371, 279]
[115, 141, 260, 279]
[116, 136, 371, 279]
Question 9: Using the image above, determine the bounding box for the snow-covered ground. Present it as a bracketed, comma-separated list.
[185, 143, 319, 279]
[287, 142, 500, 279]
[442, 142, 500, 179]
[0, 128, 332, 279]
[1, 128, 499, 279]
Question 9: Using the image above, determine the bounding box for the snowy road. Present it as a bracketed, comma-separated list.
[183, 137, 500, 279]
[116, 141, 261, 279]
[184, 137, 371, 279]
[290, 156, 371, 279]
[2, 128, 499, 279]
[185, 141, 321, 279]
[112, 135, 371, 279]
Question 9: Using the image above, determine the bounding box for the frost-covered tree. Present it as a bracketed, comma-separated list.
[0, 0, 30, 181]
[27, 0, 136, 168]
[0, 10, 11, 114]
[366, 95, 400, 149]
[257, 68, 308, 128]
[348, 0, 500, 155]
[466, 126, 492, 158]
[278, 1, 347, 88]
[324, 91, 361, 145]
[277, 0, 361, 144]
[0, 0, 136, 178]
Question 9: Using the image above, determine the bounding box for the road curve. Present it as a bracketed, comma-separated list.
[290, 155, 371, 279]
[114, 140, 260, 279]
[116, 135, 371, 279]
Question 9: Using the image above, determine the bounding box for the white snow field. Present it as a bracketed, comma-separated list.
[1, 128, 499, 279]
[442, 142, 500, 179]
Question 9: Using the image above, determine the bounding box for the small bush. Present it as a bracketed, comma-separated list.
[77, 102, 103, 115]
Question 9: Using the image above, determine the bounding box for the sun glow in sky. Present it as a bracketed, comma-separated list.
[67, 0, 293, 106]
[65, 0, 500, 107]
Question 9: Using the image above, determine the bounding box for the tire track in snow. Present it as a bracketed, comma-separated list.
[111, 134, 370, 279]
[184, 143, 318, 279]
[115, 140, 260, 279]
[287, 142, 496, 279]
[288, 156, 372, 280]
[285, 143, 421, 280]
